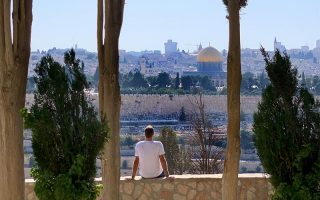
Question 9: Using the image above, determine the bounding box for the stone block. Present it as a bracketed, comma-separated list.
[139, 194, 149, 200]
[160, 190, 173, 200]
[187, 189, 196, 200]
[133, 184, 143, 198]
[123, 182, 134, 194]
[144, 183, 152, 197]
[248, 186, 256, 193]
[163, 182, 174, 190]
[27, 192, 36, 200]
[151, 183, 162, 192]
[247, 190, 255, 200]
[121, 194, 133, 200]
[177, 184, 188, 195]
[211, 191, 221, 199]
[195, 193, 206, 200]
[197, 182, 205, 191]
[173, 194, 186, 200]
[186, 181, 196, 189]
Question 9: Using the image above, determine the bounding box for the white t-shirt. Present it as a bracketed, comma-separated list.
[135, 140, 165, 178]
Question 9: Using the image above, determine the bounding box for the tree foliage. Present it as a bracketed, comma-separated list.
[174, 145, 193, 175]
[222, 0, 248, 10]
[179, 107, 187, 121]
[181, 76, 194, 90]
[157, 72, 171, 88]
[175, 72, 180, 89]
[23, 50, 108, 200]
[118, 72, 266, 95]
[241, 72, 258, 91]
[200, 76, 216, 91]
[253, 49, 320, 200]
[158, 127, 192, 175]
[158, 127, 179, 174]
[120, 71, 148, 88]
[131, 72, 148, 88]
[120, 136, 138, 147]
[259, 71, 269, 90]
[240, 130, 254, 150]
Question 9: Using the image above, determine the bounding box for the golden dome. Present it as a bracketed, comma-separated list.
[197, 46, 223, 62]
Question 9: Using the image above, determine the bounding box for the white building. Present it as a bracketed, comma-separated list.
[164, 40, 178, 55]
[316, 40, 320, 49]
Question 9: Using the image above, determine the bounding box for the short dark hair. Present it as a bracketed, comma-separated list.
[144, 125, 154, 138]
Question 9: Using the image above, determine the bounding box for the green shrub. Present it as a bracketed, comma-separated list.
[240, 130, 254, 150]
[241, 166, 247, 173]
[255, 166, 262, 173]
[22, 49, 108, 200]
[253, 49, 320, 199]
[158, 127, 180, 174]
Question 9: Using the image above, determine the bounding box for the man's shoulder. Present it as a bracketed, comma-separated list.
[135, 141, 144, 146]
[136, 141, 163, 147]
[153, 141, 163, 145]
[154, 141, 164, 149]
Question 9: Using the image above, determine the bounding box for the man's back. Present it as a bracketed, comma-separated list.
[135, 141, 165, 178]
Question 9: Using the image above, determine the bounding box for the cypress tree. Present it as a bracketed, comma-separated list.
[23, 49, 108, 200]
[253, 48, 320, 199]
[175, 72, 180, 89]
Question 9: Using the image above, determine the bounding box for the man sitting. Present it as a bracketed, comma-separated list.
[130, 125, 171, 179]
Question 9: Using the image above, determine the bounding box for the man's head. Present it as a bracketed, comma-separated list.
[144, 125, 154, 139]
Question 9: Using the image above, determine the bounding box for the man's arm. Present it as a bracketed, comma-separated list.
[131, 156, 139, 179]
[159, 155, 170, 177]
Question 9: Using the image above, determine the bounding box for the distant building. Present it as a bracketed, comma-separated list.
[317, 40, 320, 49]
[313, 40, 320, 61]
[164, 40, 178, 55]
[183, 46, 226, 87]
[274, 37, 286, 52]
[140, 57, 161, 77]
[301, 45, 309, 52]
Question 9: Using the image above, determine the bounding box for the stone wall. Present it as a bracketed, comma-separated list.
[119, 95, 261, 115]
[25, 174, 272, 200]
[26, 94, 261, 115]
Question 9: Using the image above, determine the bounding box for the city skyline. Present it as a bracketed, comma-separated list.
[32, 0, 320, 53]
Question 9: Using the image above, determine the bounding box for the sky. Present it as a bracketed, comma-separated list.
[31, 0, 320, 53]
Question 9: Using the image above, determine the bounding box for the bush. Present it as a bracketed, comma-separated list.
[158, 127, 179, 174]
[241, 166, 247, 173]
[253, 49, 320, 199]
[22, 49, 108, 200]
[240, 130, 254, 150]
[122, 160, 128, 169]
[255, 166, 262, 173]
[120, 136, 138, 146]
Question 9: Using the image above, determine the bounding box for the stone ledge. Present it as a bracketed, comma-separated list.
[120, 173, 270, 180]
[25, 174, 273, 200]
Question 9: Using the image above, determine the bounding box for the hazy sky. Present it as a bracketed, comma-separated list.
[31, 0, 320, 53]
